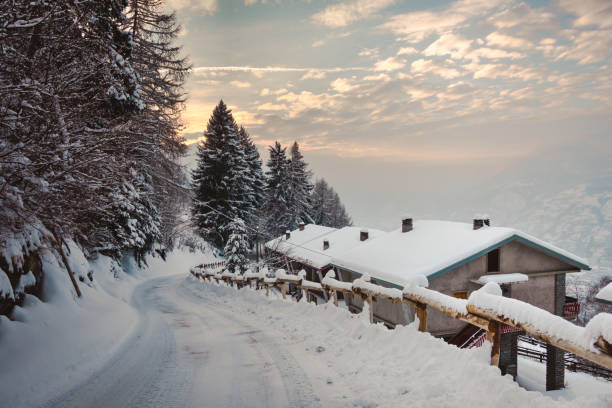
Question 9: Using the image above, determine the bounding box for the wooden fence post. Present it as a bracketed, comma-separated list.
[280, 283, 286, 300]
[487, 320, 501, 367]
[416, 303, 427, 332]
[265, 283, 269, 297]
[366, 295, 374, 323]
[332, 290, 338, 306]
[304, 288, 310, 303]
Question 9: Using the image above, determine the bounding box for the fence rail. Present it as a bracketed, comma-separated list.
[189, 267, 612, 373]
[518, 335, 612, 381]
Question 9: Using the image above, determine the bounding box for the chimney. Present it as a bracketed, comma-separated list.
[360, 229, 369, 241]
[285, 230, 291, 239]
[298, 222, 305, 231]
[402, 217, 413, 233]
[323, 240, 330, 250]
[473, 214, 490, 230]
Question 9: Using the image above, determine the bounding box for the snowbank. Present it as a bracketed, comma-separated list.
[184, 279, 611, 408]
[0, 246, 216, 408]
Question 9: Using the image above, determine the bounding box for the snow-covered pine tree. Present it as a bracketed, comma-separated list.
[123, 0, 190, 253]
[239, 127, 266, 212]
[223, 122, 254, 239]
[287, 142, 314, 230]
[191, 101, 252, 248]
[239, 126, 266, 240]
[310, 178, 352, 228]
[310, 179, 333, 226]
[106, 168, 161, 266]
[262, 142, 292, 237]
[0, 0, 141, 241]
[223, 218, 249, 275]
[328, 190, 352, 228]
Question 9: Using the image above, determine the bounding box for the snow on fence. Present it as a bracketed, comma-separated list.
[190, 261, 226, 279]
[189, 266, 612, 371]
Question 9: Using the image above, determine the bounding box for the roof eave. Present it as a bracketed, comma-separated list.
[428, 234, 590, 281]
[334, 234, 590, 284]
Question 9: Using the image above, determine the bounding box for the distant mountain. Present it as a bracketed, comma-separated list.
[486, 182, 611, 271]
[449, 142, 612, 274]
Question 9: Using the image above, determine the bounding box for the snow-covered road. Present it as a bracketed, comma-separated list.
[44, 276, 321, 408]
[5, 266, 608, 408]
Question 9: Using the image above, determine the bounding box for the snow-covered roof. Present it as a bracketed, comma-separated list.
[595, 283, 612, 305]
[476, 273, 528, 285]
[265, 224, 336, 258]
[270, 226, 385, 269]
[331, 220, 590, 288]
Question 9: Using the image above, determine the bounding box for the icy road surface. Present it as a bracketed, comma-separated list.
[45, 276, 322, 408]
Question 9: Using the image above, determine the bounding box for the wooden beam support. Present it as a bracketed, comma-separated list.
[366, 295, 374, 323]
[487, 320, 501, 366]
[332, 290, 338, 307]
[416, 303, 427, 332]
[280, 283, 286, 300]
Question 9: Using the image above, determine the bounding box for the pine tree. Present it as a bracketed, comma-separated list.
[287, 142, 314, 230]
[191, 100, 251, 248]
[239, 127, 266, 212]
[0, 0, 142, 241]
[123, 0, 190, 253]
[328, 191, 352, 228]
[310, 178, 352, 228]
[239, 126, 266, 241]
[105, 168, 161, 265]
[224, 218, 249, 275]
[262, 142, 292, 237]
[311, 179, 333, 226]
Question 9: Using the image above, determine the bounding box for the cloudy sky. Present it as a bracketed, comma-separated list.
[171, 0, 612, 228]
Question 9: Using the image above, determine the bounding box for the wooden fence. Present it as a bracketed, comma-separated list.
[518, 335, 612, 381]
[189, 267, 612, 372]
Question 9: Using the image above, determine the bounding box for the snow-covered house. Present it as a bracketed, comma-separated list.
[331, 217, 589, 335]
[265, 223, 336, 279]
[266, 224, 385, 285]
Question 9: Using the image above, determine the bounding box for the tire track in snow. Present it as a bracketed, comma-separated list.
[43, 278, 192, 408]
[176, 279, 322, 408]
[44, 276, 321, 408]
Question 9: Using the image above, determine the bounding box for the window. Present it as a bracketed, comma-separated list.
[487, 248, 500, 272]
[453, 291, 468, 299]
